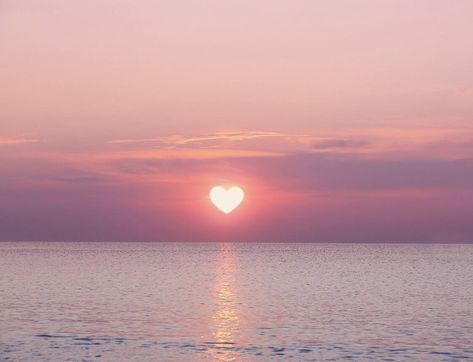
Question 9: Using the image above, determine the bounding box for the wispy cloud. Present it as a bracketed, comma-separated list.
[106, 148, 284, 160]
[107, 128, 473, 160]
[108, 131, 305, 146]
[0, 137, 39, 146]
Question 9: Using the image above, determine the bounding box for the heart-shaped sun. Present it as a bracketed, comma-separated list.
[210, 186, 245, 214]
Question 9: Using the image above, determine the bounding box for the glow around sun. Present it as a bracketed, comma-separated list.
[209, 186, 245, 214]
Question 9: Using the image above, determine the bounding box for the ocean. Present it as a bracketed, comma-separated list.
[1, 242, 472, 361]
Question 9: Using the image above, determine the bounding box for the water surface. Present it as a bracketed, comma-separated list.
[1, 242, 473, 361]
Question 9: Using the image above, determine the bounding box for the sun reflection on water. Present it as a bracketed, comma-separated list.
[210, 244, 240, 361]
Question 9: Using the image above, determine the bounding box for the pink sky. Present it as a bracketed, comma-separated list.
[1, 1, 473, 242]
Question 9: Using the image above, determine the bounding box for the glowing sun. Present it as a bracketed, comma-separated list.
[210, 186, 245, 214]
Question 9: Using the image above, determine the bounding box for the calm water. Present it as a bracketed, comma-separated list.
[1, 242, 473, 361]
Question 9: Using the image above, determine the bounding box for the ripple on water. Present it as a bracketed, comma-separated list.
[1, 242, 473, 361]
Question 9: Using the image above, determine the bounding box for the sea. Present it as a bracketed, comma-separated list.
[1, 242, 473, 361]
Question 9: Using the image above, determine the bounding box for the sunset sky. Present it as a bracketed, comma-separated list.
[1, 0, 473, 242]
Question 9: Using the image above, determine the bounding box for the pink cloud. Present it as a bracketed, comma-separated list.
[1, 136, 472, 242]
[0, 137, 39, 146]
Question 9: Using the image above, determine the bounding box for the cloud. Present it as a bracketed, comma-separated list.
[2, 141, 473, 242]
[312, 138, 370, 150]
[238, 153, 473, 191]
[106, 148, 283, 162]
[0, 137, 39, 145]
[108, 131, 305, 147]
[107, 128, 473, 161]
[101, 149, 473, 192]
[2, 150, 473, 242]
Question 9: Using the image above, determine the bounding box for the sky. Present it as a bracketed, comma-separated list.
[1, 0, 473, 242]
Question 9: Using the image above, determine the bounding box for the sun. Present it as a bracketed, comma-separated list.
[210, 186, 245, 214]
